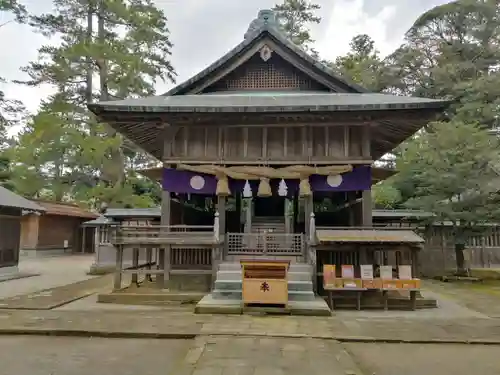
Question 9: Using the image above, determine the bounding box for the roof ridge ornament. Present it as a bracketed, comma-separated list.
[244, 9, 279, 39]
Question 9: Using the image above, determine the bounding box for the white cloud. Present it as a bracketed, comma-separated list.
[1, 0, 413, 123]
[315, 0, 399, 60]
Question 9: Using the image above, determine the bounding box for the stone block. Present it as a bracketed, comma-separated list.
[168, 274, 212, 292]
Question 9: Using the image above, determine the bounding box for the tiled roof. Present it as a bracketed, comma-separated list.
[34, 200, 98, 219]
[372, 210, 434, 219]
[103, 208, 161, 218]
[316, 228, 424, 244]
[82, 215, 114, 226]
[90, 92, 449, 114]
[0, 186, 45, 212]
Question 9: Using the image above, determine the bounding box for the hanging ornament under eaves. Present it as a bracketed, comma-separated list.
[243, 180, 253, 198]
[278, 179, 288, 197]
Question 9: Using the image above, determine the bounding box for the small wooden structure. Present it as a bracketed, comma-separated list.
[322, 263, 420, 311]
[110, 221, 221, 291]
[241, 259, 290, 307]
[20, 200, 97, 255]
[0, 187, 45, 273]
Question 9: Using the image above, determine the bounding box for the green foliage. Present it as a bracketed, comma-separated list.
[331, 34, 395, 92]
[9, 0, 175, 208]
[387, 0, 500, 102]
[0, 0, 26, 24]
[273, 0, 321, 56]
[372, 182, 402, 209]
[402, 121, 500, 229]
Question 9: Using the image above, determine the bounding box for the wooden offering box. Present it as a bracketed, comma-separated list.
[240, 260, 290, 307]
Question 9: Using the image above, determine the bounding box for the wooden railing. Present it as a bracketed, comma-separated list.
[226, 232, 304, 256]
[171, 247, 212, 269]
[110, 225, 218, 246]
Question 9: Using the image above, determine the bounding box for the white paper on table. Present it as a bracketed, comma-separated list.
[398, 265, 412, 280]
[360, 264, 374, 280]
[380, 265, 393, 279]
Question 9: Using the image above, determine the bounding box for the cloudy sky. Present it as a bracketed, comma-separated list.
[0, 0, 449, 114]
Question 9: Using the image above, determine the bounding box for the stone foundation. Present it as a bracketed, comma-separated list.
[89, 244, 155, 274]
[167, 274, 212, 292]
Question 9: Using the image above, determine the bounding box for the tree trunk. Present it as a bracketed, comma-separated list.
[85, 2, 94, 105]
[97, 0, 125, 205]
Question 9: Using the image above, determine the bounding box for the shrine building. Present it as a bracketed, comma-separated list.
[88, 10, 449, 311]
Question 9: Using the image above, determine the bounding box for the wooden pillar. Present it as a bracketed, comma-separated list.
[81, 227, 86, 253]
[94, 226, 100, 256]
[131, 248, 139, 284]
[293, 193, 299, 231]
[411, 247, 420, 277]
[304, 195, 313, 239]
[113, 245, 123, 291]
[235, 193, 242, 231]
[284, 198, 290, 234]
[362, 190, 372, 227]
[145, 248, 152, 281]
[157, 188, 171, 288]
[217, 196, 226, 237]
[244, 198, 252, 233]
[361, 125, 371, 158]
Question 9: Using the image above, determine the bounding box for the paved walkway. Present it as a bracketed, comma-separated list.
[0, 333, 499, 375]
[0, 309, 499, 343]
[0, 255, 95, 299]
[0, 276, 499, 374]
[0, 336, 190, 375]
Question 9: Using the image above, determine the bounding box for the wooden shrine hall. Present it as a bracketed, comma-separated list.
[89, 9, 449, 312]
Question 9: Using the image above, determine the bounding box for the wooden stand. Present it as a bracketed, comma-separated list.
[240, 260, 290, 307]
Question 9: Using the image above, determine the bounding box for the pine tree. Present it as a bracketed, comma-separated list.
[14, 0, 176, 206]
[273, 0, 321, 56]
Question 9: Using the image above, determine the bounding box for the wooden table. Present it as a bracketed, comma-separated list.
[382, 288, 419, 311]
[325, 287, 367, 311]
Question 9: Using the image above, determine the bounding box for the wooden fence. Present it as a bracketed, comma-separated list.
[418, 225, 500, 276]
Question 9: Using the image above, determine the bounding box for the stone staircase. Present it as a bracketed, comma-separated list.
[195, 261, 331, 316]
[212, 262, 315, 301]
[251, 216, 286, 234]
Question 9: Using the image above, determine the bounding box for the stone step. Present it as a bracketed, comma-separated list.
[251, 227, 286, 233]
[195, 295, 331, 316]
[211, 289, 315, 301]
[218, 262, 311, 273]
[216, 270, 312, 282]
[252, 217, 285, 222]
[215, 279, 313, 292]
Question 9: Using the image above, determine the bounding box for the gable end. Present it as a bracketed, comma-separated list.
[202, 51, 331, 93]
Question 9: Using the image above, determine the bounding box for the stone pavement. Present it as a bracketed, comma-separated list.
[344, 342, 500, 375]
[0, 309, 500, 343]
[0, 275, 112, 309]
[180, 335, 364, 375]
[0, 255, 96, 299]
[0, 335, 190, 375]
[1, 334, 500, 375]
[0, 276, 499, 374]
